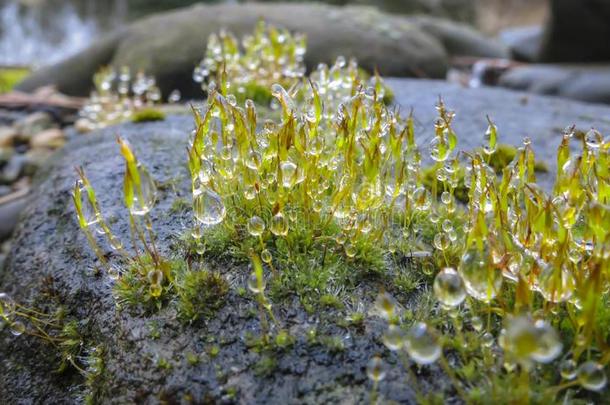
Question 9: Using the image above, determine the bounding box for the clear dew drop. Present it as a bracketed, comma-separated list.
[433, 267, 466, 308]
[129, 165, 157, 216]
[280, 160, 298, 188]
[577, 361, 607, 391]
[374, 292, 396, 321]
[366, 356, 386, 383]
[247, 272, 266, 294]
[537, 264, 575, 303]
[382, 324, 404, 351]
[560, 358, 577, 380]
[247, 216, 265, 237]
[270, 212, 289, 236]
[261, 249, 272, 264]
[193, 188, 226, 226]
[10, 320, 25, 336]
[404, 322, 441, 365]
[344, 243, 357, 258]
[458, 247, 503, 302]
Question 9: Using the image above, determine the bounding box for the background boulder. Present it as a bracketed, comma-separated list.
[16, 3, 507, 99]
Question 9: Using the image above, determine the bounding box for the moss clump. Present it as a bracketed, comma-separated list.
[482, 144, 549, 173]
[114, 256, 183, 313]
[175, 269, 229, 323]
[0, 67, 29, 94]
[131, 108, 166, 123]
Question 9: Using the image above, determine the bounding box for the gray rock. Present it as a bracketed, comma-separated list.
[410, 16, 509, 59]
[540, 0, 610, 62]
[499, 64, 610, 104]
[14, 112, 57, 143]
[4, 79, 610, 402]
[23, 148, 54, 177]
[0, 155, 26, 185]
[499, 25, 543, 62]
[0, 194, 28, 241]
[0, 127, 18, 148]
[0, 185, 11, 198]
[16, 3, 506, 98]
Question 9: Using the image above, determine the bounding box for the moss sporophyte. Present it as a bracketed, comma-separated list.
[2, 21, 608, 402]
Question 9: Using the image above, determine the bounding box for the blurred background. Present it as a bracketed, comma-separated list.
[1, 0, 547, 67]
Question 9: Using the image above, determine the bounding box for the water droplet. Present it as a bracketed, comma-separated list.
[366, 356, 386, 382]
[577, 361, 607, 391]
[412, 187, 431, 212]
[147, 270, 163, 286]
[584, 129, 602, 150]
[537, 264, 575, 303]
[261, 249, 272, 264]
[404, 322, 441, 365]
[193, 188, 226, 226]
[482, 332, 494, 347]
[433, 267, 466, 308]
[0, 293, 15, 316]
[247, 272, 266, 294]
[10, 320, 25, 336]
[270, 212, 289, 236]
[129, 165, 157, 216]
[280, 161, 297, 188]
[344, 243, 357, 258]
[382, 325, 404, 351]
[560, 358, 577, 380]
[471, 315, 483, 332]
[374, 292, 396, 321]
[247, 216, 265, 237]
[433, 233, 451, 251]
[500, 316, 562, 364]
[458, 247, 503, 302]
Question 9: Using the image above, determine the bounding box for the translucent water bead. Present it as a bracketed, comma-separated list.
[577, 361, 607, 391]
[193, 188, 226, 226]
[129, 165, 157, 216]
[404, 322, 441, 365]
[366, 356, 386, 383]
[458, 247, 503, 302]
[433, 267, 466, 308]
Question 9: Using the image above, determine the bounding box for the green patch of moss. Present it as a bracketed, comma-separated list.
[175, 268, 229, 323]
[114, 256, 184, 313]
[131, 108, 166, 123]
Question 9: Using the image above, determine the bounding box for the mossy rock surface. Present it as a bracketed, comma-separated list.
[16, 3, 507, 98]
[0, 114, 430, 403]
[5, 80, 610, 402]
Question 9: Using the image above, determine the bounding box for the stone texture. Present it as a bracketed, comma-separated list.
[0, 126, 18, 148]
[499, 64, 610, 104]
[29, 128, 65, 149]
[16, 3, 507, 98]
[14, 112, 57, 143]
[499, 25, 543, 62]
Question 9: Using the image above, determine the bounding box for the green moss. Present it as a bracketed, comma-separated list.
[0, 67, 29, 94]
[168, 197, 190, 214]
[114, 256, 184, 313]
[131, 108, 166, 123]
[482, 144, 549, 174]
[175, 269, 229, 323]
[241, 81, 274, 105]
